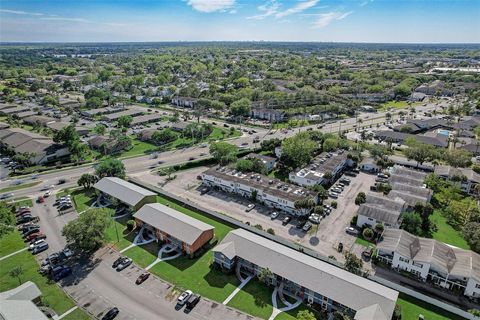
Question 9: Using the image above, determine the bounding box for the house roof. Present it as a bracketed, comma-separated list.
[133, 203, 214, 245]
[389, 174, 425, 187]
[130, 114, 163, 126]
[434, 165, 480, 183]
[378, 228, 480, 282]
[102, 109, 143, 121]
[0, 281, 48, 320]
[375, 131, 448, 148]
[354, 304, 388, 320]
[357, 194, 405, 225]
[94, 177, 156, 207]
[0, 128, 62, 156]
[23, 115, 55, 126]
[214, 229, 398, 319]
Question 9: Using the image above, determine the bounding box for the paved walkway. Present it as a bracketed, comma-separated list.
[222, 275, 253, 305]
[0, 247, 27, 261]
[53, 306, 78, 320]
[119, 227, 156, 254]
[268, 287, 302, 320]
[145, 245, 181, 270]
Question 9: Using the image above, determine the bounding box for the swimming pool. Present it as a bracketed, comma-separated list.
[437, 129, 450, 137]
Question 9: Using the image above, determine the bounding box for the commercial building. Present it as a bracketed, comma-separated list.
[213, 229, 398, 319]
[377, 228, 480, 299]
[0, 128, 69, 164]
[356, 193, 406, 229]
[289, 152, 350, 187]
[94, 177, 156, 211]
[202, 166, 318, 216]
[134, 203, 214, 256]
[0, 281, 48, 320]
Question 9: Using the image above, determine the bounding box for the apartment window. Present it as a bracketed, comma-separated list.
[411, 270, 421, 277]
[368, 218, 374, 221]
[476, 284, 480, 289]
[413, 262, 423, 268]
[399, 257, 410, 263]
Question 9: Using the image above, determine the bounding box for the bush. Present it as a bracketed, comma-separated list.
[331, 201, 338, 209]
[254, 224, 263, 230]
[126, 219, 136, 231]
[350, 215, 358, 226]
[363, 227, 374, 240]
[355, 192, 366, 205]
[267, 228, 275, 235]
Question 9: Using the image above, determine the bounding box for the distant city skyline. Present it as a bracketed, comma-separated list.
[1, 0, 479, 43]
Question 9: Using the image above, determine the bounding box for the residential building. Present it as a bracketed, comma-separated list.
[289, 152, 350, 187]
[130, 114, 164, 127]
[377, 228, 480, 299]
[213, 229, 398, 319]
[375, 131, 448, 148]
[243, 153, 277, 172]
[359, 158, 380, 173]
[171, 96, 197, 108]
[80, 106, 124, 118]
[23, 115, 55, 127]
[46, 122, 90, 136]
[357, 193, 406, 228]
[134, 203, 214, 256]
[0, 128, 69, 164]
[250, 107, 286, 122]
[202, 166, 318, 216]
[409, 92, 427, 102]
[434, 165, 480, 195]
[16, 110, 37, 119]
[0, 106, 30, 116]
[387, 166, 433, 207]
[415, 80, 453, 96]
[0, 281, 48, 320]
[102, 109, 144, 122]
[94, 177, 156, 211]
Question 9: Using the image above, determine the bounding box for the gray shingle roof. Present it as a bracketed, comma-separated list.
[0, 281, 48, 320]
[378, 229, 480, 282]
[133, 203, 214, 245]
[214, 229, 398, 318]
[357, 194, 405, 225]
[94, 177, 156, 207]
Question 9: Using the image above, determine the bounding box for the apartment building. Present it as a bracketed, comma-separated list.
[289, 152, 351, 187]
[202, 166, 318, 216]
[94, 177, 156, 211]
[134, 203, 214, 256]
[434, 165, 480, 195]
[377, 228, 480, 299]
[213, 229, 399, 319]
[356, 193, 406, 229]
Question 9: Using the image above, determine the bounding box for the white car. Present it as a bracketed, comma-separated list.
[345, 227, 359, 236]
[41, 185, 55, 191]
[29, 239, 45, 250]
[44, 191, 52, 197]
[177, 290, 193, 306]
[270, 212, 279, 220]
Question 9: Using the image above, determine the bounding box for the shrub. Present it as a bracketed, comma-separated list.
[355, 192, 366, 205]
[350, 215, 358, 226]
[126, 219, 136, 231]
[254, 224, 263, 230]
[331, 201, 338, 209]
[363, 227, 374, 240]
[267, 228, 275, 235]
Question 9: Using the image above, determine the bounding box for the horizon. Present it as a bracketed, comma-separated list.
[1, 0, 479, 43]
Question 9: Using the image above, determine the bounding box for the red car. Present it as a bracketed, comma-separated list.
[37, 196, 44, 203]
[135, 272, 150, 285]
[16, 208, 31, 214]
[25, 232, 45, 242]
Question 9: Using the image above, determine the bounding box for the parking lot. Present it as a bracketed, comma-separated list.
[153, 166, 377, 262]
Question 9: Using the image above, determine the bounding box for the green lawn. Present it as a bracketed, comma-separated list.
[396, 293, 465, 320]
[430, 210, 470, 250]
[104, 215, 137, 251]
[118, 139, 157, 158]
[13, 198, 33, 209]
[275, 304, 322, 320]
[0, 231, 26, 257]
[355, 236, 375, 247]
[0, 236, 90, 318]
[123, 241, 160, 268]
[61, 307, 91, 320]
[227, 280, 274, 319]
[0, 181, 42, 193]
[71, 188, 97, 212]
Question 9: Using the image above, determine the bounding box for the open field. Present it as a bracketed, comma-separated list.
[430, 210, 470, 250]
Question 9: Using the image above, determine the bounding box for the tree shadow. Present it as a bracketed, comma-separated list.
[309, 236, 320, 246]
[203, 263, 240, 289]
[59, 253, 101, 286]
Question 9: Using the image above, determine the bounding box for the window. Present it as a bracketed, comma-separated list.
[399, 257, 410, 263]
[413, 262, 423, 268]
[476, 284, 480, 289]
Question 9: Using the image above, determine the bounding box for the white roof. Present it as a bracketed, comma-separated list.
[94, 177, 156, 207]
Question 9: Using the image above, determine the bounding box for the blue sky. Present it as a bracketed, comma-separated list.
[0, 0, 479, 43]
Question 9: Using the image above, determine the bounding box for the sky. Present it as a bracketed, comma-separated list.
[0, 0, 479, 43]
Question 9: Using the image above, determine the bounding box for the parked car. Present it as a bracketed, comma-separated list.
[39, 265, 51, 275]
[270, 211, 279, 220]
[344, 171, 357, 177]
[282, 216, 292, 226]
[308, 214, 321, 224]
[17, 215, 35, 225]
[245, 204, 256, 212]
[41, 253, 60, 266]
[177, 290, 193, 306]
[20, 223, 39, 233]
[16, 210, 32, 218]
[40, 185, 55, 191]
[61, 248, 74, 259]
[185, 294, 201, 312]
[362, 248, 374, 259]
[32, 242, 49, 254]
[116, 258, 132, 271]
[135, 272, 150, 285]
[375, 177, 388, 183]
[44, 191, 52, 198]
[26, 232, 46, 242]
[295, 220, 306, 229]
[199, 187, 210, 195]
[102, 307, 119, 320]
[37, 196, 45, 203]
[112, 257, 124, 268]
[53, 266, 72, 281]
[345, 227, 359, 236]
[339, 178, 351, 184]
[370, 185, 378, 192]
[328, 192, 338, 199]
[302, 222, 312, 232]
[29, 239, 46, 250]
[338, 242, 344, 253]
[58, 179, 67, 185]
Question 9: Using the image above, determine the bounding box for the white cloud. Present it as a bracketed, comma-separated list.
[41, 17, 90, 23]
[0, 9, 44, 16]
[247, 0, 280, 20]
[187, 0, 236, 13]
[312, 11, 353, 28]
[275, 0, 318, 18]
[360, 0, 373, 7]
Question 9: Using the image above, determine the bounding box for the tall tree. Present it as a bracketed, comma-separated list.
[95, 158, 126, 179]
[209, 142, 238, 165]
[9, 266, 24, 285]
[280, 132, 317, 170]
